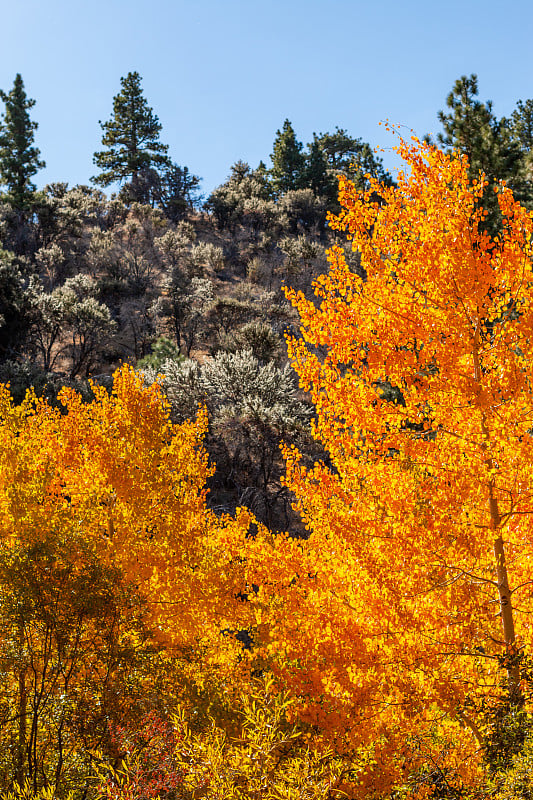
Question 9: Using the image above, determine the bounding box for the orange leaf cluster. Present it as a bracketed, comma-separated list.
[240, 137, 533, 792]
[0, 366, 252, 654]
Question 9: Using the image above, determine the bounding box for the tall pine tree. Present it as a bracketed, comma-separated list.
[438, 75, 504, 173]
[270, 119, 306, 195]
[437, 74, 526, 227]
[92, 72, 170, 191]
[0, 74, 45, 211]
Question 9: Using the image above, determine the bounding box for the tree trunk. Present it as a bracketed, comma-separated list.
[16, 622, 27, 786]
[474, 327, 520, 697]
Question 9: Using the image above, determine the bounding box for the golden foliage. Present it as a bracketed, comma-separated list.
[0, 366, 253, 650]
[0, 366, 254, 791]
[237, 136, 533, 793]
[97, 675, 348, 800]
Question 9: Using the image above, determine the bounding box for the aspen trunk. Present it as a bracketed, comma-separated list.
[474, 329, 520, 697]
[485, 460, 520, 698]
[492, 517, 520, 697]
[16, 622, 26, 785]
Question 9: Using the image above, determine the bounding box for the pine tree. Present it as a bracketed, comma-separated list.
[270, 119, 306, 195]
[0, 74, 45, 211]
[503, 99, 533, 208]
[92, 72, 170, 191]
[303, 139, 335, 200]
[507, 98, 533, 153]
[438, 75, 503, 172]
[437, 74, 525, 225]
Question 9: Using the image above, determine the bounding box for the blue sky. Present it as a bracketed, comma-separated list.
[2, 0, 533, 197]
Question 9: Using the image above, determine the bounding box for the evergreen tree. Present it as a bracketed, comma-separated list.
[0, 74, 45, 211]
[118, 162, 202, 219]
[254, 160, 272, 192]
[503, 99, 533, 207]
[270, 120, 306, 195]
[303, 139, 335, 200]
[437, 75, 523, 187]
[438, 75, 500, 172]
[437, 74, 525, 226]
[92, 72, 170, 192]
[312, 127, 392, 188]
[0, 248, 33, 360]
[506, 98, 533, 153]
[156, 163, 202, 220]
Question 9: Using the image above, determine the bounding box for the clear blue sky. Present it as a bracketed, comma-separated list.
[1, 0, 532, 197]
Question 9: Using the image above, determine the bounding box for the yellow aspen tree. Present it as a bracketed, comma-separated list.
[54, 367, 252, 649]
[242, 135, 533, 793]
[0, 366, 252, 791]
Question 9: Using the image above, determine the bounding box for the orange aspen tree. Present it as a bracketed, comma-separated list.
[53, 366, 252, 648]
[241, 136, 533, 792]
[0, 366, 251, 650]
[0, 366, 252, 790]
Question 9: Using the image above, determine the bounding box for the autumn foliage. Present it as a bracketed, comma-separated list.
[233, 135, 533, 792]
[97, 676, 347, 800]
[5, 136, 533, 798]
[0, 366, 253, 791]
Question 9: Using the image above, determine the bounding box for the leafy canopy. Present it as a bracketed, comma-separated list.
[0, 365, 253, 651]
[240, 134, 533, 794]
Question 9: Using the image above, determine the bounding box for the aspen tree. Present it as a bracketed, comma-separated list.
[242, 136, 533, 793]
